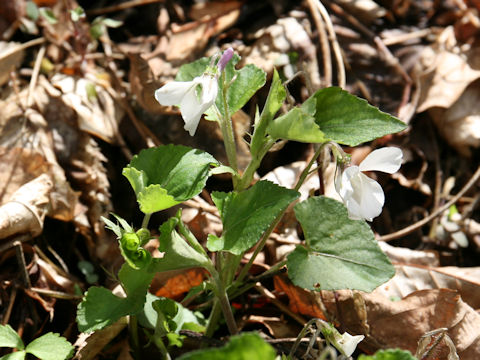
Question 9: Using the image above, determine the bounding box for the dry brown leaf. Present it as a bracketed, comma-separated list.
[274, 275, 326, 320]
[322, 289, 480, 359]
[243, 315, 300, 338]
[379, 242, 439, 266]
[0, 174, 52, 239]
[73, 317, 128, 360]
[152, 268, 207, 301]
[415, 27, 480, 113]
[428, 80, 480, 156]
[376, 263, 480, 309]
[0, 42, 24, 86]
[50, 73, 123, 144]
[241, 14, 319, 87]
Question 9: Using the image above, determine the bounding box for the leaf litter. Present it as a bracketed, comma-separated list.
[0, 0, 479, 359]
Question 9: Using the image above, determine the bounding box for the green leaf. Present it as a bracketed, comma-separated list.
[123, 145, 219, 213]
[207, 181, 299, 254]
[39, 8, 57, 24]
[358, 349, 416, 360]
[177, 332, 276, 360]
[150, 218, 211, 272]
[176, 58, 210, 82]
[77, 264, 154, 332]
[307, 87, 407, 146]
[0, 352, 26, 360]
[69, 7, 85, 22]
[287, 196, 394, 291]
[0, 325, 24, 350]
[26, 2, 39, 21]
[152, 297, 205, 334]
[221, 63, 266, 117]
[25, 333, 74, 360]
[267, 107, 326, 143]
[250, 69, 286, 155]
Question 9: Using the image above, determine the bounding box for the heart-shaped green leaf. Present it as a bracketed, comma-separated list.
[287, 196, 394, 291]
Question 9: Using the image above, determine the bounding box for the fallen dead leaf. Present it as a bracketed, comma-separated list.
[152, 268, 208, 301]
[274, 275, 326, 320]
[321, 288, 480, 359]
[74, 317, 128, 360]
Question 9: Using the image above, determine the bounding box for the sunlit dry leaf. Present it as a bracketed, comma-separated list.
[428, 80, 480, 156]
[243, 315, 300, 338]
[152, 268, 208, 301]
[0, 174, 52, 239]
[241, 15, 319, 87]
[416, 27, 480, 113]
[0, 42, 24, 86]
[378, 242, 439, 267]
[335, 0, 387, 23]
[51, 73, 123, 144]
[73, 318, 128, 360]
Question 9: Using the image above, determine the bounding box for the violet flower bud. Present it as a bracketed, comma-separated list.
[217, 47, 234, 72]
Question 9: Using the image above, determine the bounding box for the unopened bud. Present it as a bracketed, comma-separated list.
[217, 47, 234, 72]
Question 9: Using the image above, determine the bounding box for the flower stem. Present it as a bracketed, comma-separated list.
[218, 74, 239, 186]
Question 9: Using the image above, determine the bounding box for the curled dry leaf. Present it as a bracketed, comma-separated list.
[50, 73, 123, 144]
[414, 26, 480, 155]
[0, 174, 52, 239]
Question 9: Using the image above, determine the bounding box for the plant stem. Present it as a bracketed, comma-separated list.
[176, 214, 208, 256]
[205, 265, 238, 336]
[205, 298, 222, 337]
[237, 139, 275, 191]
[218, 74, 239, 187]
[129, 315, 142, 359]
[141, 213, 151, 229]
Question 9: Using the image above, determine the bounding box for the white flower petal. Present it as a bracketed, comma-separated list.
[336, 166, 358, 199]
[349, 172, 385, 221]
[336, 333, 365, 357]
[179, 87, 205, 136]
[359, 147, 403, 174]
[198, 74, 218, 104]
[154, 81, 195, 106]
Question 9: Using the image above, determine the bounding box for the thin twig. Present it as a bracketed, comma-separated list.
[307, 0, 332, 87]
[378, 166, 480, 242]
[26, 45, 46, 109]
[29, 287, 82, 300]
[313, 0, 346, 88]
[14, 241, 31, 289]
[86, 0, 165, 16]
[2, 286, 17, 325]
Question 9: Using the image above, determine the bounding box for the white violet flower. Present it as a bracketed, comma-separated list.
[334, 332, 365, 357]
[335, 147, 403, 221]
[154, 73, 218, 136]
[154, 47, 234, 136]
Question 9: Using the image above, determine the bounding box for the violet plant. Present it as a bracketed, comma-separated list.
[76, 48, 406, 358]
